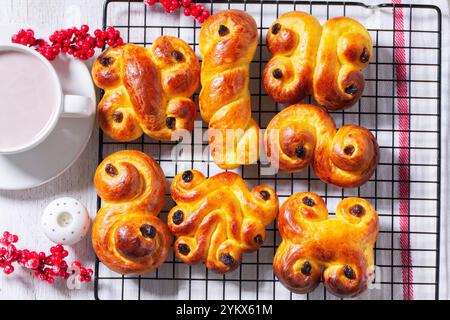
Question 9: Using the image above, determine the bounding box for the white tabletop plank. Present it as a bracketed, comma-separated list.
[0, 0, 105, 300]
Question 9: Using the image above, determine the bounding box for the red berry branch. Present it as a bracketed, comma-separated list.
[11, 26, 123, 61]
[0, 231, 92, 285]
[144, 0, 210, 23]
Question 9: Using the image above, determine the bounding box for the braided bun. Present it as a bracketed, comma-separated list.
[199, 10, 260, 169]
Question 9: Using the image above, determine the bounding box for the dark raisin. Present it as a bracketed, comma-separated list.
[218, 25, 229, 36]
[178, 243, 191, 256]
[220, 253, 235, 266]
[172, 50, 183, 62]
[259, 190, 270, 200]
[112, 111, 123, 123]
[182, 170, 193, 182]
[254, 234, 263, 245]
[344, 145, 355, 156]
[271, 23, 281, 35]
[345, 85, 358, 95]
[343, 265, 356, 280]
[272, 68, 283, 79]
[295, 145, 305, 159]
[350, 204, 365, 217]
[140, 224, 156, 239]
[302, 196, 315, 207]
[360, 47, 370, 63]
[99, 56, 114, 67]
[166, 117, 176, 129]
[105, 164, 118, 177]
[172, 210, 184, 225]
[301, 261, 312, 275]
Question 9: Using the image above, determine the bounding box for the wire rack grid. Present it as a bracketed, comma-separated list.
[94, 0, 442, 300]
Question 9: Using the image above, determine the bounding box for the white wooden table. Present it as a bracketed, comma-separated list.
[0, 0, 104, 300]
[0, 0, 449, 300]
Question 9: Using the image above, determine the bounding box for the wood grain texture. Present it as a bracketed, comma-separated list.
[0, 0, 104, 300]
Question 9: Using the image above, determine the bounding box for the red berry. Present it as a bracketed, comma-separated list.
[95, 39, 104, 48]
[3, 265, 14, 275]
[66, 29, 74, 38]
[183, 8, 191, 16]
[82, 42, 91, 51]
[107, 31, 116, 40]
[36, 39, 47, 47]
[105, 26, 115, 34]
[87, 49, 95, 58]
[25, 258, 40, 269]
[26, 37, 35, 45]
[56, 32, 65, 42]
[181, 0, 191, 7]
[115, 37, 124, 46]
[80, 25, 89, 34]
[85, 36, 95, 45]
[101, 31, 109, 40]
[202, 10, 210, 19]
[94, 29, 103, 38]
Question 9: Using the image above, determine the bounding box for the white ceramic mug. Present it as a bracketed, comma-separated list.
[0, 44, 93, 155]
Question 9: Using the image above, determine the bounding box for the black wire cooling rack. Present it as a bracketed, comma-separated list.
[94, 0, 442, 300]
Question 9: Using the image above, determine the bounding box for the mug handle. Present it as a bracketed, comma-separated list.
[61, 94, 93, 118]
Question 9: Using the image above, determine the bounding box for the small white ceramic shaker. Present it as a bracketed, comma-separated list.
[41, 197, 90, 245]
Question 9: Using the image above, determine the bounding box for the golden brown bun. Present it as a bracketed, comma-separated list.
[273, 192, 379, 298]
[264, 104, 379, 188]
[92, 150, 171, 274]
[168, 170, 278, 273]
[199, 9, 260, 169]
[91, 37, 200, 142]
[264, 12, 372, 110]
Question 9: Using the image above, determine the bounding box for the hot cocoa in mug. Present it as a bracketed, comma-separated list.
[0, 44, 92, 154]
